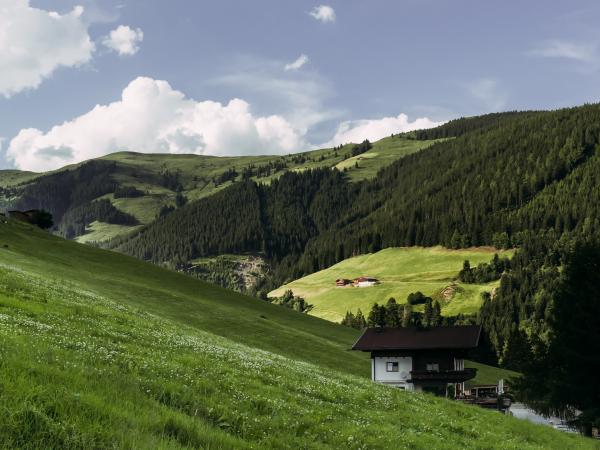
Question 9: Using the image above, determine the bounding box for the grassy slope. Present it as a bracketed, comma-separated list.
[270, 247, 514, 322]
[0, 169, 38, 188]
[0, 220, 594, 449]
[335, 136, 439, 181]
[0, 219, 367, 377]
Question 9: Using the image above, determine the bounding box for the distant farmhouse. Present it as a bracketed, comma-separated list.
[335, 276, 380, 287]
[353, 276, 379, 287]
[335, 278, 352, 287]
[7, 210, 53, 230]
[8, 210, 37, 223]
[352, 325, 480, 397]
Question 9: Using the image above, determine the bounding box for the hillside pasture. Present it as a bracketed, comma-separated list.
[270, 246, 514, 322]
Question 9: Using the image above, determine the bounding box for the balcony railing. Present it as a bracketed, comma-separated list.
[410, 368, 477, 382]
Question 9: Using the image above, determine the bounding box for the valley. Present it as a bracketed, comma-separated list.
[0, 218, 589, 449]
[3, 106, 600, 443]
[4, 3, 600, 446]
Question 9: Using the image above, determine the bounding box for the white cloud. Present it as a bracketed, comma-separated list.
[0, 1, 95, 97]
[326, 114, 443, 146]
[309, 5, 336, 23]
[7, 77, 307, 172]
[102, 25, 144, 56]
[284, 54, 309, 71]
[530, 40, 595, 62]
[467, 78, 507, 112]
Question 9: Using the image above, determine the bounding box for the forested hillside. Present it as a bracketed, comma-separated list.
[3, 136, 433, 244]
[112, 169, 357, 276]
[112, 105, 600, 287]
[300, 104, 600, 271]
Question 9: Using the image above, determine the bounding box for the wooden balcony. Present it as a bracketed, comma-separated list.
[410, 368, 477, 383]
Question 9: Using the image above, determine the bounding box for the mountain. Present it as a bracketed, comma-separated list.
[0, 217, 592, 449]
[100, 105, 600, 292]
[1, 136, 434, 244]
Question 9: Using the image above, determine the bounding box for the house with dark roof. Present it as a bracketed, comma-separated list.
[8, 210, 43, 224]
[352, 325, 481, 396]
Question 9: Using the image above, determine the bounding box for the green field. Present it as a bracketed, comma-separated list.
[335, 136, 439, 181]
[0, 169, 38, 188]
[75, 221, 144, 244]
[270, 247, 514, 322]
[0, 219, 593, 449]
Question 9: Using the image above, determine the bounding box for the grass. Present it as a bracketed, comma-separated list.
[270, 246, 514, 323]
[0, 169, 39, 188]
[335, 136, 438, 181]
[464, 362, 520, 388]
[0, 219, 596, 449]
[0, 219, 366, 376]
[75, 221, 143, 244]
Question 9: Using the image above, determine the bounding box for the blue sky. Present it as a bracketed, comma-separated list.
[2, 0, 600, 171]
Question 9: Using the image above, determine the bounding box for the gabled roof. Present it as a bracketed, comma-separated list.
[352, 325, 481, 351]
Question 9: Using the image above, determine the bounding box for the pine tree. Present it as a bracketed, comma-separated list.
[402, 304, 413, 327]
[367, 303, 386, 327]
[354, 309, 367, 329]
[341, 311, 356, 327]
[431, 301, 442, 326]
[423, 298, 433, 327]
[385, 298, 401, 327]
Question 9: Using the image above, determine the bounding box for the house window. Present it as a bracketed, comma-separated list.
[386, 362, 399, 372]
[426, 363, 440, 372]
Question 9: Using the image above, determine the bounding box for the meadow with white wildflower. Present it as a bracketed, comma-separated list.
[0, 220, 597, 449]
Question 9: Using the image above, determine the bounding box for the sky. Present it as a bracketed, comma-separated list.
[2, 0, 600, 171]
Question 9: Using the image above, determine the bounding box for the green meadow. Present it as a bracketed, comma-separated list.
[335, 136, 438, 181]
[270, 247, 514, 323]
[0, 170, 38, 188]
[0, 219, 594, 449]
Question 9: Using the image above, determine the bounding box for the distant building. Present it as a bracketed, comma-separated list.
[352, 325, 480, 396]
[8, 210, 38, 223]
[353, 276, 379, 287]
[336, 278, 352, 287]
[462, 384, 511, 411]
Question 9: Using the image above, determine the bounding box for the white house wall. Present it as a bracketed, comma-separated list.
[373, 356, 414, 390]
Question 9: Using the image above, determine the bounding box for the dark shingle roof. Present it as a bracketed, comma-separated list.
[352, 325, 481, 351]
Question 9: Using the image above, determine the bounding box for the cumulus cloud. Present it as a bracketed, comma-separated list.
[284, 54, 309, 71]
[0, 1, 95, 97]
[102, 25, 144, 56]
[326, 114, 443, 146]
[309, 5, 336, 23]
[7, 77, 307, 172]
